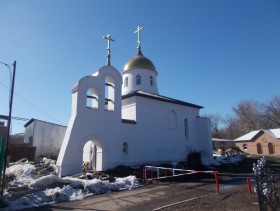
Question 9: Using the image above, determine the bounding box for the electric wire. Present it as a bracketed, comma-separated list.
[0, 81, 64, 124]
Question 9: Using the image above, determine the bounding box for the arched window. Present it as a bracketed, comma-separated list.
[123, 142, 128, 157]
[136, 75, 141, 85]
[168, 111, 177, 129]
[105, 76, 115, 111]
[268, 143, 274, 154]
[184, 118, 189, 138]
[124, 77, 128, 88]
[150, 76, 154, 86]
[257, 143, 262, 154]
[87, 88, 98, 109]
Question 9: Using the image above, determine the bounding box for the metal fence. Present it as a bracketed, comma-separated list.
[253, 157, 280, 211]
[143, 166, 220, 194]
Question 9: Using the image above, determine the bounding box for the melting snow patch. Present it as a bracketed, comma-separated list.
[3, 160, 142, 211]
[9, 175, 141, 210]
[213, 154, 244, 166]
[29, 175, 64, 188]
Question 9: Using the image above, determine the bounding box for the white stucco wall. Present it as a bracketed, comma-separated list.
[122, 96, 137, 120]
[57, 65, 123, 176]
[116, 96, 202, 167]
[195, 117, 213, 165]
[122, 69, 158, 95]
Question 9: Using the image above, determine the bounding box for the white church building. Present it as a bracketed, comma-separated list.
[56, 28, 213, 177]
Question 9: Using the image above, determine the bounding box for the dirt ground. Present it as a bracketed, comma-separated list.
[158, 185, 259, 211]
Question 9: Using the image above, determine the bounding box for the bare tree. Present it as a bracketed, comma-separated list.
[233, 100, 264, 133]
[205, 96, 280, 140]
[222, 115, 242, 139]
[264, 96, 280, 128]
[202, 113, 225, 138]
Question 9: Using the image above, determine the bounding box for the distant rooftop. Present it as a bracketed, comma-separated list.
[212, 138, 234, 142]
[234, 128, 280, 141]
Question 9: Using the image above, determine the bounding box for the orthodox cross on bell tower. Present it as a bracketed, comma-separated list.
[134, 26, 143, 50]
[103, 34, 115, 66]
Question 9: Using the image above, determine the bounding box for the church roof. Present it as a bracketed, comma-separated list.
[122, 90, 203, 109]
[123, 49, 157, 74]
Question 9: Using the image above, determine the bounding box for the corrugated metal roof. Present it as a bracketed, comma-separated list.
[266, 128, 280, 138]
[24, 118, 66, 128]
[234, 128, 280, 141]
[212, 138, 234, 142]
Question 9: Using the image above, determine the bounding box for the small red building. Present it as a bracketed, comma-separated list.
[235, 129, 280, 155]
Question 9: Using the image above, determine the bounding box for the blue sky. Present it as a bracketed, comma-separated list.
[0, 0, 280, 134]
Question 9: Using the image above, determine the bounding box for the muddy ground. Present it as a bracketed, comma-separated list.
[158, 185, 259, 211]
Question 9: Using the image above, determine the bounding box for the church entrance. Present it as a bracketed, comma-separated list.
[83, 140, 103, 171]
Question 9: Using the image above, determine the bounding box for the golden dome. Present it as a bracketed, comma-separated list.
[123, 49, 157, 74]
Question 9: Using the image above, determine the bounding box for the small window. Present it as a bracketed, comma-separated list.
[123, 142, 128, 157]
[243, 144, 248, 150]
[150, 76, 154, 86]
[168, 111, 177, 129]
[29, 136, 33, 146]
[124, 77, 128, 87]
[136, 75, 141, 85]
[184, 118, 189, 138]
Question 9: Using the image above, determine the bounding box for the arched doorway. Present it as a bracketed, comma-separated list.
[83, 140, 103, 171]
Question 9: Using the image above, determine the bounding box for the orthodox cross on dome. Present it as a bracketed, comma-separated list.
[103, 34, 115, 66]
[134, 26, 143, 50]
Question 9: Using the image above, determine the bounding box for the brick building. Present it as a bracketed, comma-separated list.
[235, 129, 280, 155]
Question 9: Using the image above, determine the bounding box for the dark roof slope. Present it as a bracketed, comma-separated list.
[122, 91, 203, 109]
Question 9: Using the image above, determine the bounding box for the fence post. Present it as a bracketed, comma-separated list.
[143, 166, 146, 183]
[0, 138, 5, 185]
[214, 171, 220, 194]
[256, 175, 264, 211]
[247, 178, 252, 194]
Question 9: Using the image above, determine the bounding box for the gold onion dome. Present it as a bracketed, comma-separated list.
[123, 49, 157, 74]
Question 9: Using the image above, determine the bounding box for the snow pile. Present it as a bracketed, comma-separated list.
[29, 175, 64, 188]
[107, 175, 140, 190]
[29, 174, 141, 192]
[5, 158, 57, 187]
[6, 163, 37, 185]
[3, 160, 142, 210]
[9, 175, 141, 210]
[213, 154, 244, 165]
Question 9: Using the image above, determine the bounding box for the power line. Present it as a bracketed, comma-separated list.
[12, 116, 29, 121]
[0, 114, 29, 121]
[0, 81, 64, 124]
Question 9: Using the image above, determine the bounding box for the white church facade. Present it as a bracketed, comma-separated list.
[56, 28, 213, 177]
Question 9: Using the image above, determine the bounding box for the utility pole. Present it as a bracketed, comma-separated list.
[0, 61, 16, 196]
